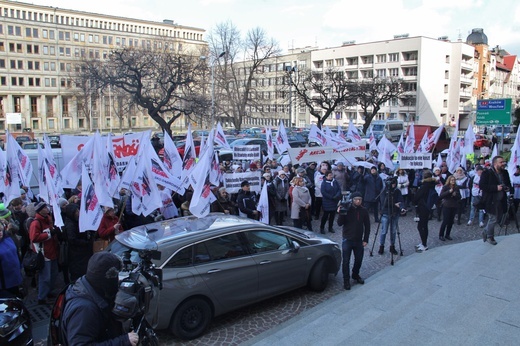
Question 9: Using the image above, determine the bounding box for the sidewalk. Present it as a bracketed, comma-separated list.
[244, 234, 520, 346]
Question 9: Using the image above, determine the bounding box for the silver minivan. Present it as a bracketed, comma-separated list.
[370, 120, 404, 142]
[108, 214, 341, 340]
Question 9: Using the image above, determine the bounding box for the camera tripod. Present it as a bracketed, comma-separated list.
[498, 195, 520, 235]
[369, 186, 404, 265]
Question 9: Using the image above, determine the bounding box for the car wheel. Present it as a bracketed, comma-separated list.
[308, 258, 329, 292]
[170, 298, 212, 340]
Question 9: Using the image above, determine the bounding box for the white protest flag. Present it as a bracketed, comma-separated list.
[491, 144, 498, 159]
[181, 123, 197, 189]
[435, 153, 443, 169]
[416, 129, 430, 153]
[41, 134, 64, 196]
[274, 120, 291, 154]
[323, 126, 334, 138]
[368, 130, 377, 152]
[91, 132, 115, 208]
[337, 125, 346, 141]
[426, 124, 445, 152]
[265, 127, 275, 160]
[6, 131, 32, 189]
[130, 151, 162, 217]
[396, 133, 405, 154]
[464, 123, 477, 155]
[257, 181, 270, 224]
[60, 135, 95, 188]
[377, 136, 397, 156]
[161, 130, 185, 194]
[207, 131, 222, 186]
[189, 139, 216, 218]
[308, 124, 328, 146]
[0, 147, 21, 205]
[42, 163, 64, 228]
[215, 122, 231, 150]
[323, 132, 355, 150]
[346, 120, 361, 141]
[380, 145, 395, 172]
[404, 123, 415, 153]
[79, 164, 104, 233]
[446, 123, 459, 173]
[119, 156, 137, 191]
[507, 128, 520, 177]
[142, 138, 181, 193]
[105, 133, 122, 199]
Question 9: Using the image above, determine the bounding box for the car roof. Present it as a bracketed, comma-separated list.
[115, 213, 265, 250]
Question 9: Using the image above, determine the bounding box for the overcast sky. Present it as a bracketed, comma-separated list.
[27, 0, 520, 54]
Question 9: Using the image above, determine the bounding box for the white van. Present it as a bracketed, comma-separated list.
[370, 120, 404, 142]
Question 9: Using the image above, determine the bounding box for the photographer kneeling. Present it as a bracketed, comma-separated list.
[337, 192, 371, 290]
[378, 178, 405, 255]
[60, 252, 139, 346]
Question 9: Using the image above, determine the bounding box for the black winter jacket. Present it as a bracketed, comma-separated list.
[337, 205, 370, 242]
[236, 190, 258, 219]
[61, 276, 131, 346]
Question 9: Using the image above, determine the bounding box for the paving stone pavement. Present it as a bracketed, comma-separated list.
[30, 209, 519, 345]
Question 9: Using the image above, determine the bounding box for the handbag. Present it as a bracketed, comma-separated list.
[93, 239, 110, 253]
[22, 246, 45, 272]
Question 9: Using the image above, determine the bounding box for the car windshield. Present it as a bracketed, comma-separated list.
[372, 124, 385, 131]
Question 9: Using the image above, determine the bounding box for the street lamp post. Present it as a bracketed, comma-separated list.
[211, 51, 226, 127]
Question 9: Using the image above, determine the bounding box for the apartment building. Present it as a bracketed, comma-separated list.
[0, 0, 206, 133]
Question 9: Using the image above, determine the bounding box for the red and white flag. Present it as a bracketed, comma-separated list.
[161, 130, 185, 194]
[181, 123, 197, 189]
[397, 133, 405, 154]
[416, 129, 430, 153]
[79, 164, 104, 233]
[0, 147, 21, 205]
[346, 120, 361, 141]
[274, 121, 291, 154]
[404, 123, 415, 153]
[189, 134, 216, 218]
[6, 131, 32, 189]
[130, 152, 162, 217]
[508, 129, 520, 177]
[41, 163, 64, 228]
[464, 124, 477, 155]
[377, 136, 397, 156]
[60, 135, 95, 188]
[426, 124, 445, 152]
[92, 132, 115, 208]
[308, 124, 328, 146]
[368, 130, 377, 152]
[265, 127, 275, 160]
[214, 122, 231, 150]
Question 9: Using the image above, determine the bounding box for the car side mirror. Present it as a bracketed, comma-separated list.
[291, 241, 300, 253]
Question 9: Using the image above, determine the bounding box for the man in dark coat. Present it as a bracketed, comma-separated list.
[480, 155, 512, 245]
[320, 171, 342, 234]
[63, 203, 93, 282]
[337, 192, 370, 290]
[61, 252, 138, 345]
[363, 166, 383, 222]
[413, 171, 437, 252]
[237, 181, 259, 220]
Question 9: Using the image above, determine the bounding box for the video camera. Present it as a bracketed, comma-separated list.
[338, 191, 352, 215]
[113, 249, 163, 345]
[384, 176, 398, 192]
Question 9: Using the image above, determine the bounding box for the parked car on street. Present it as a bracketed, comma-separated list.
[474, 134, 491, 149]
[48, 135, 61, 148]
[108, 214, 341, 340]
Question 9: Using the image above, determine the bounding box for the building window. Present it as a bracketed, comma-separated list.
[0, 59, 5, 68]
[13, 96, 22, 112]
[389, 53, 399, 62]
[78, 118, 85, 128]
[32, 120, 40, 130]
[64, 118, 70, 129]
[376, 54, 386, 63]
[48, 119, 55, 130]
[377, 69, 386, 78]
[62, 98, 69, 114]
[389, 68, 399, 77]
[30, 97, 38, 115]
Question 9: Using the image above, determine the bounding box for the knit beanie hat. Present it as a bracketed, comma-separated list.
[86, 252, 122, 299]
[0, 203, 11, 219]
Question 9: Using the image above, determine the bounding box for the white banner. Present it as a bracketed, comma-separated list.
[287, 141, 366, 165]
[6, 113, 22, 125]
[223, 172, 262, 193]
[233, 145, 261, 161]
[61, 132, 144, 171]
[399, 153, 432, 169]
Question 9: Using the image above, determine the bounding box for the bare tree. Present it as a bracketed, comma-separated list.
[351, 77, 405, 134]
[80, 47, 209, 137]
[289, 67, 356, 128]
[70, 64, 104, 130]
[208, 21, 281, 130]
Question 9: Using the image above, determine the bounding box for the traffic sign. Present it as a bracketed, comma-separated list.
[475, 98, 512, 125]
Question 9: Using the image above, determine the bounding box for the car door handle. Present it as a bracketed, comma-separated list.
[259, 260, 271, 265]
[207, 269, 221, 274]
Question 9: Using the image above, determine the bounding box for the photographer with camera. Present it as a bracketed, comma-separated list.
[337, 192, 371, 290]
[378, 177, 405, 255]
[480, 155, 512, 245]
[60, 252, 139, 345]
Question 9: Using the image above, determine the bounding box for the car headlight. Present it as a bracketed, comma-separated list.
[0, 311, 22, 338]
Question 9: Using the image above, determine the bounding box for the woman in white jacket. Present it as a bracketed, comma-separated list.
[396, 169, 410, 210]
